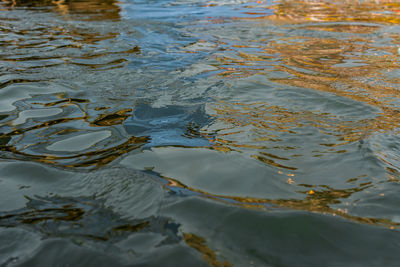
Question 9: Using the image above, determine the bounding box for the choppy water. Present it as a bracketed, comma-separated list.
[1, 0, 400, 266]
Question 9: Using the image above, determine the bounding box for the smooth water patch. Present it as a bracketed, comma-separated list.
[0, 83, 71, 113]
[12, 108, 63, 125]
[47, 130, 112, 152]
[121, 147, 297, 199]
[160, 197, 400, 267]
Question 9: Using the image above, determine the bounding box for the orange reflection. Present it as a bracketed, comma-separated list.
[184, 233, 232, 267]
[205, 0, 400, 159]
[188, 0, 400, 227]
[1, 0, 121, 20]
[267, 0, 400, 25]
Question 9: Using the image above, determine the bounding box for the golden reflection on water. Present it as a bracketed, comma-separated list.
[184, 233, 232, 267]
[183, 0, 400, 230]
[0, 0, 144, 168]
[210, 37, 400, 181]
[1, 135, 147, 168]
[267, 0, 400, 24]
[210, 100, 360, 171]
[208, 0, 400, 155]
[0, 95, 146, 168]
[164, 175, 400, 230]
[1, 0, 121, 20]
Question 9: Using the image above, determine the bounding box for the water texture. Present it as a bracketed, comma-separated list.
[1, 0, 400, 266]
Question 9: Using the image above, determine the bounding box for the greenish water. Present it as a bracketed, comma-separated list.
[1, 0, 400, 266]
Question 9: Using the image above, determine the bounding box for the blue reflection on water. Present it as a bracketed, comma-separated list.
[124, 103, 213, 148]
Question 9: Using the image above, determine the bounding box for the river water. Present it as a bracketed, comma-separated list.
[1, 0, 400, 266]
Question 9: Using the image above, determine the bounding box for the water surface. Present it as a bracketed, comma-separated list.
[1, 0, 400, 266]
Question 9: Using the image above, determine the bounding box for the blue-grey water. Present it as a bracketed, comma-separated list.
[1, 0, 400, 266]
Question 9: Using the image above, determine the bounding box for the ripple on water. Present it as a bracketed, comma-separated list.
[124, 103, 213, 148]
[0, 82, 73, 113]
[2, 0, 400, 266]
